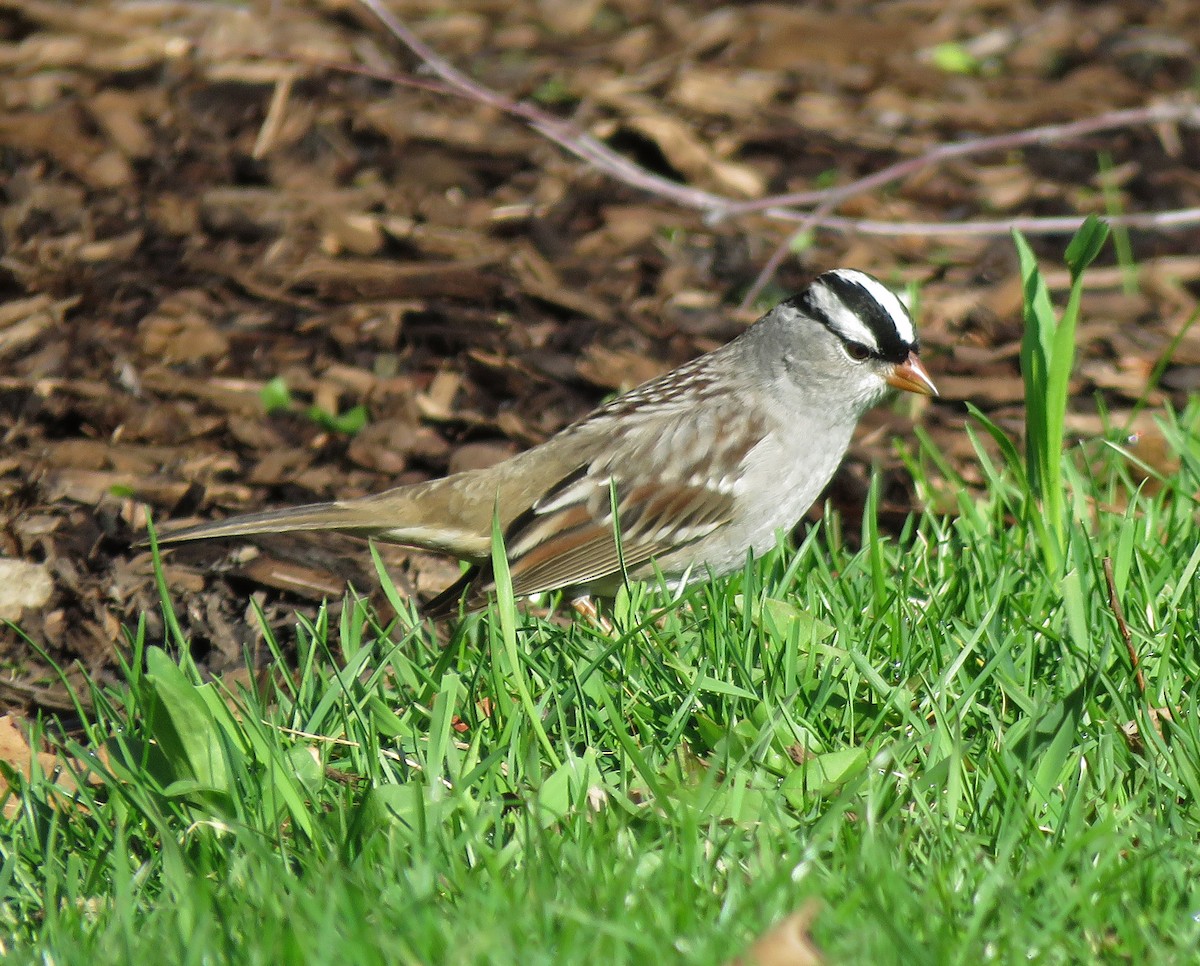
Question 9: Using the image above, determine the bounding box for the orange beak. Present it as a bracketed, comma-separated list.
[886, 351, 938, 396]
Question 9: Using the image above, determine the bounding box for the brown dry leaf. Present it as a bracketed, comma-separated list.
[249, 448, 316, 488]
[199, 187, 297, 235]
[0, 714, 104, 818]
[944, 68, 1142, 131]
[0, 295, 76, 361]
[598, 105, 766, 198]
[319, 212, 386, 257]
[574, 204, 689, 259]
[291, 257, 503, 301]
[360, 98, 537, 155]
[522, 277, 615, 323]
[88, 89, 156, 160]
[43, 469, 193, 508]
[1117, 424, 1181, 481]
[137, 369, 266, 417]
[160, 564, 206, 595]
[1121, 708, 1175, 755]
[415, 370, 464, 422]
[536, 0, 604, 36]
[0, 105, 134, 189]
[670, 67, 785, 117]
[1165, 324, 1200, 368]
[317, 363, 380, 399]
[746, 8, 908, 72]
[576, 345, 667, 394]
[380, 216, 508, 262]
[727, 902, 824, 966]
[973, 163, 1039, 211]
[137, 291, 231, 364]
[928, 372, 1025, 406]
[346, 421, 414, 476]
[631, 114, 765, 198]
[238, 557, 346, 601]
[447, 440, 518, 474]
[76, 229, 144, 264]
[789, 92, 866, 140]
[0, 714, 52, 817]
[1078, 358, 1159, 400]
[510, 245, 615, 321]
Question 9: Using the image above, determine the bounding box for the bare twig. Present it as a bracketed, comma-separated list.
[766, 207, 1200, 234]
[355, 0, 1200, 298]
[1102, 557, 1146, 696]
[724, 103, 1200, 216]
[739, 105, 1200, 305]
[356, 0, 729, 213]
[742, 209, 1200, 307]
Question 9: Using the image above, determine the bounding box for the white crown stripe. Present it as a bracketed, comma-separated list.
[807, 282, 881, 349]
[827, 269, 916, 345]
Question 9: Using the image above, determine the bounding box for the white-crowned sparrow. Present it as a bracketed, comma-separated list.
[159, 269, 936, 615]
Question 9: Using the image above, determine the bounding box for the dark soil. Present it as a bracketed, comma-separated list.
[2, 0, 1198, 713]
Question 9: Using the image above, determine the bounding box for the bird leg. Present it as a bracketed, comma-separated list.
[570, 595, 614, 634]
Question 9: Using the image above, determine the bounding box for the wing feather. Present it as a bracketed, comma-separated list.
[501, 477, 736, 597]
[447, 371, 772, 606]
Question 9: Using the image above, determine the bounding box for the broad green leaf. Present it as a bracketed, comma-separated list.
[760, 598, 836, 645]
[143, 647, 232, 798]
[781, 747, 868, 802]
[533, 749, 604, 827]
[1064, 215, 1110, 280]
[306, 403, 368, 435]
[259, 375, 292, 413]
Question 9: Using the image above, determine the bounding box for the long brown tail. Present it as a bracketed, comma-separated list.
[153, 501, 388, 544]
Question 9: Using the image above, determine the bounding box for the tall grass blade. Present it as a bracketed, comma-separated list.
[490, 506, 560, 768]
[1011, 216, 1109, 570]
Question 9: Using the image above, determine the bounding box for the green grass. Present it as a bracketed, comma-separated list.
[4, 231, 1200, 963]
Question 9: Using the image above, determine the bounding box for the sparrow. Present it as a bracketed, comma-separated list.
[157, 269, 936, 616]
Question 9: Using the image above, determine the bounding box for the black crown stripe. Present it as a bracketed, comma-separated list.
[795, 273, 915, 364]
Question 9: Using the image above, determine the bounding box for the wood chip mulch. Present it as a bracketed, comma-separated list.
[1, 0, 1198, 713]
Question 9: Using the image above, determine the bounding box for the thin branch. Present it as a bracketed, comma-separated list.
[738, 210, 1200, 306]
[721, 102, 1200, 216]
[765, 207, 1200, 235]
[356, 0, 730, 213]
[738, 104, 1200, 304]
[355, 0, 1200, 297]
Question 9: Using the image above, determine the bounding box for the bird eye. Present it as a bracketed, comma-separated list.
[845, 342, 871, 361]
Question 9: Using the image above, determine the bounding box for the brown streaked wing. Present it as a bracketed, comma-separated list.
[497, 395, 772, 598]
[501, 477, 737, 598]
